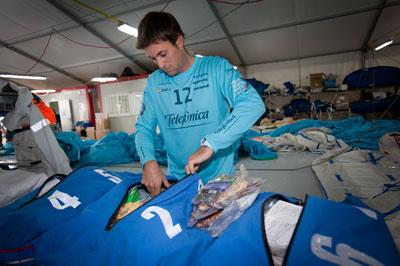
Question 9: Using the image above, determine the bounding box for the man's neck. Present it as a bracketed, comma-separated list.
[180, 50, 195, 73]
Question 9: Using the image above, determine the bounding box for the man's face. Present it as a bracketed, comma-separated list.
[145, 36, 185, 76]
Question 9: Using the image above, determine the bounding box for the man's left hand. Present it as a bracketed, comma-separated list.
[185, 146, 214, 175]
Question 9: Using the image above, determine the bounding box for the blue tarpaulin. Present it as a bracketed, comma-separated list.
[267, 116, 400, 150]
[343, 66, 400, 89]
[55, 116, 399, 166]
[55, 131, 165, 167]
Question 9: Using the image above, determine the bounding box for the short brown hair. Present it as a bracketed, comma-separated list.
[136, 11, 184, 49]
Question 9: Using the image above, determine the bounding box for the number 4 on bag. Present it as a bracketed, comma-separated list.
[48, 190, 82, 210]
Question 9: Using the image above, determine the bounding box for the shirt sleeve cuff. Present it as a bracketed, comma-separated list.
[140, 156, 157, 168]
[202, 136, 218, 152]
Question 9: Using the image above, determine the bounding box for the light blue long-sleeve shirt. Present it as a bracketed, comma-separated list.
[135, 56, 265, 182]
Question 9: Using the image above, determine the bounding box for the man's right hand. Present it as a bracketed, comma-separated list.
[142, 160, 170, 197]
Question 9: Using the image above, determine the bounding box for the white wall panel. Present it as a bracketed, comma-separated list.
[41, 89, 89, 123]
[108, 115, 137, 134]
[100, 77, 147, 133]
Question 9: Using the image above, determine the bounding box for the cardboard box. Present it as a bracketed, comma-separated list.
[335, 93, 349, 110]
[310, 73, 325, 90]
[309, 87, 323, 93]
[86, 127, 95, 139]
[95, 113, 109, 131]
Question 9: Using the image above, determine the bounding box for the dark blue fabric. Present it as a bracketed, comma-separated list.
[2, 175, 398, 265]
[284, 196, 399, 265]
[313, 99, 330, 112]
[0, 167, 141, 250]
[0, 177, 135, 265]
[19, 174, 211, 266]
[283, 81, 296, 95]
[343, 66, 400, 89]
[90, 174, 210, 266]
[2, 173, 279, 266]
[0, 244, 34, 265]
[0, 188, 39, 217]
[245, 78, 269, 97]
[283, 98, 311, 116]
[350, 95, 400, 113]
[195, 192, 276, 266]
[75, 121, 93, 128]
[342, 193, 370, 208]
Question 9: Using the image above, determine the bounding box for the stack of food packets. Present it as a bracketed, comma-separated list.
[115, 185, 150, 221]
[188, 164, 261, 237]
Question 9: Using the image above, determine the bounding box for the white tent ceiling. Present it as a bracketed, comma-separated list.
[0, 0, 399, 89]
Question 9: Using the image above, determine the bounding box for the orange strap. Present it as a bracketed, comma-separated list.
[34, 101, 56, 125]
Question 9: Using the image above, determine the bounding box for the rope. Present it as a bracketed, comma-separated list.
[72, 0, 122, 24]
[24, 27, 54, 74]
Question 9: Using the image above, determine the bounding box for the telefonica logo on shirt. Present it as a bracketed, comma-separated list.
[157, 87, 170, 93]
[164, 110, 209, 127]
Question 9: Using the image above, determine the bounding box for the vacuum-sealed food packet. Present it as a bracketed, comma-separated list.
[188, 165, 261, 237]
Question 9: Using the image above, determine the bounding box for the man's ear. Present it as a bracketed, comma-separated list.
[176, 35, 184, 49]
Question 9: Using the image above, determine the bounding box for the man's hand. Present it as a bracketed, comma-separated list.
[185, 146, 214, 175]
[142, 160, 170, 196]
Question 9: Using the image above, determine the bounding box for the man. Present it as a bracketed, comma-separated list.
[135, 11, 265, 196]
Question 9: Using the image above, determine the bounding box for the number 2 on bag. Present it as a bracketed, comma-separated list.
[141, 206, 182, 239]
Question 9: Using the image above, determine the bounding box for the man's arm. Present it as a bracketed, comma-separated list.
[135, 84, 169, 195]
[185, 58, 265, 173]
[185, 146, 214, 175]
[203, 58, 265, 152]
[142, 160, 170, 196]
